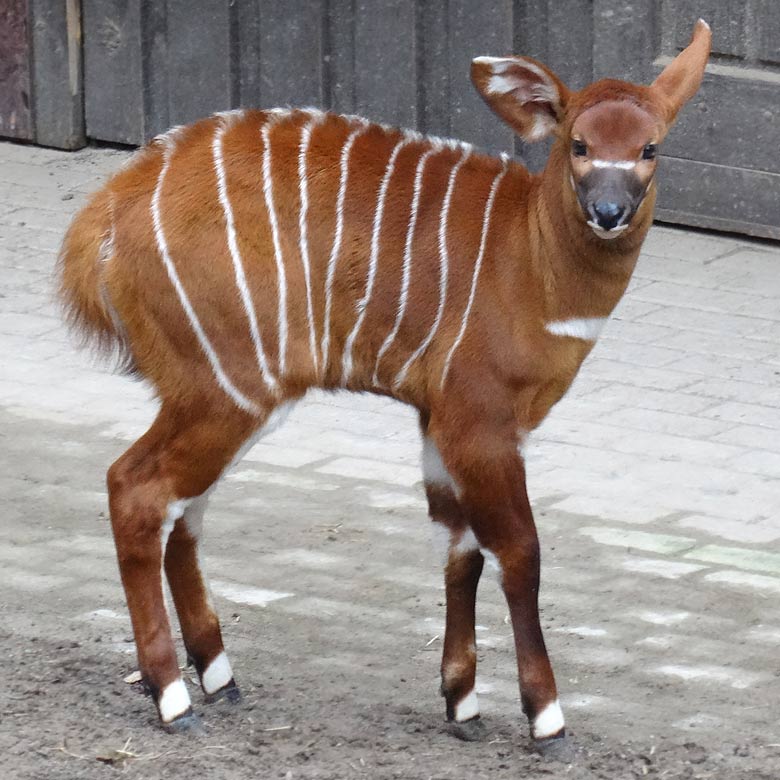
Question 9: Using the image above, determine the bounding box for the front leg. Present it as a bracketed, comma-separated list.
[429, 416, 566, 750]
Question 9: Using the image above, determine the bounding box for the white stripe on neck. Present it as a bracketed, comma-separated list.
[545, 317, 608, 341]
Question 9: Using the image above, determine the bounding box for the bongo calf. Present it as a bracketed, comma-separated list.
[58, 20, 711, 751]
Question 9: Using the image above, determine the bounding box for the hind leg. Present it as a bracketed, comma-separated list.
[164, 496, 240, 704]
[107, 401, 260, 729]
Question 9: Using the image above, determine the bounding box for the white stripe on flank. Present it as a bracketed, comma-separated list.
[213, 122, 279, 394]
[151, 139, 259, 414]
[592, 159, 636, 170]
[298, 120, 320, 376]
[372, 145, 438, 386]
[439, 158, 509, 390]
[320, 124, 369, 371]
[261, 121, 289, 376]
[393, 146, 471, 390]
[341, 137, 410, 384]
[545, 317, 608, 341]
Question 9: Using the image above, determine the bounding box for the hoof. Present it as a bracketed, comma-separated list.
[162, 709, 206, 736]
[447, 716, 488, 742]
[534, 732, 575, 762]
[204, 678, 241, 705]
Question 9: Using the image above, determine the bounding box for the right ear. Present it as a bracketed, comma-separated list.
[471, 56, 570, 142]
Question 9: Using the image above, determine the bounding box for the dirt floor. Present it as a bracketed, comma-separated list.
[2, 407, 780, 780]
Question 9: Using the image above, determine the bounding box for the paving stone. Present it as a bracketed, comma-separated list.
[579, 526, 697, 555]
[678, 514, 780, 544]
[704, 570, 780, 595]
[620, 557, 706, 579]
[685, 545, 780, 576]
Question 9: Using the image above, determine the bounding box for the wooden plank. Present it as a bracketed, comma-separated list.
[653, 65, 780, 174]
[258, 0, 324, 108]
[233, 0, 262, 108]
[656, 157, 780, 240]
[662, 0, 746, 59]
[83, 0, 143, 145]
[417, 0, 448, 137]
[514, 0, 593, 171]
[593, 0, 655, 82]
[0, 0, 33, 140]
[354, 0, 416, 127]
[28, 0, 85, 148]
[326, 0, 356, 115]
[756, 0, 780, 65]
[165, 0, 231, 126]
[140, 0, 170, 140]
[448, 0, 513, 155]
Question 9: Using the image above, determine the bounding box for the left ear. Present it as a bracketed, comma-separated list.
[471, 56, 570, 142]
[651, 19, 711, 121]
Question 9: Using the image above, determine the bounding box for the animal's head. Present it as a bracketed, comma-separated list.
[471, 20, 711, 240]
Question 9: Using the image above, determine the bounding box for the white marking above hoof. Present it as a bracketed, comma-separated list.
[533, 699, 565, 739]
[158, 677, 192, 723]
[202, 651, 234, 695]
[454, 688, 480, 722]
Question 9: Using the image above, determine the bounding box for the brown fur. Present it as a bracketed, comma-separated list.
[58, 22, 711, 741]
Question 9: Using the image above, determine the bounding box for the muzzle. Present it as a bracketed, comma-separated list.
[575, 168, 647, 239]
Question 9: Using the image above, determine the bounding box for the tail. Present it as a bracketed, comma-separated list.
[57, 190, 135, 373]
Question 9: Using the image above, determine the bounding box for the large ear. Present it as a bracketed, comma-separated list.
[471, 56, 570, 142]
[651, 19, 711, 120]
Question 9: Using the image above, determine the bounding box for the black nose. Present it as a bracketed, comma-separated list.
[591, 201, 626, 231]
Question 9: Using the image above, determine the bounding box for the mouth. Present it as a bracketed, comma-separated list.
[587, 221, 629, 240]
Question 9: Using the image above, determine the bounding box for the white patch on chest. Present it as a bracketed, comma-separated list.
[545, 317, 608, 341]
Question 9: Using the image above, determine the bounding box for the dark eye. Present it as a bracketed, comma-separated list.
[571, 140, 587, 157]
[642, 143, 657, 160]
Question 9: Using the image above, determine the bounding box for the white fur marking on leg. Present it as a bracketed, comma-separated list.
[545, 317, 608, 341]
[261, 121, 289, 376]
[298, 120, 320, 376]
[373, 144, 439, 385]
[481, 549, 502, 577]
[454, 688, 480, 722]
[214, 121, 279, 394]
[454, 528, 479, 556]
[158, 677, 192, 723]
[321, 124, 369, 370]
[421, 436, 460, 495]
[440, 158, 509, 389]
[394, 146, 471, 389]
[202, 650, 234, 695]
[533, 699, 565, 739]
[151, 139, 259, 415]
[430, 522, 452, 566]
[341, 136, 411, 384]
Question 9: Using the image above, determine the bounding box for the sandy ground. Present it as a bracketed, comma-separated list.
[2, 140, 780, 778]
[2, 407, 780, 780]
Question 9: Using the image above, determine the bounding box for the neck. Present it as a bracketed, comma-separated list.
[531, 144, 654, 321]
